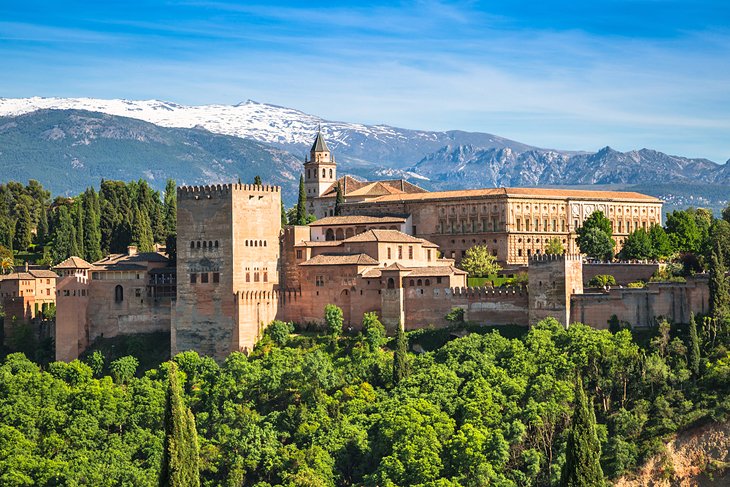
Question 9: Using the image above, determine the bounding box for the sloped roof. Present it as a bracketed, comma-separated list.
[383, 262, 410, 271]
[365, 187, 661, 203]
[320, 176, 428, 199]
[344, 229, 428, 244]
[299, 253, 379, 266]
[311, 130, 330, 153]
[53, 256, 93, 269]
[362, 265, 466, 279]
[309, 215, 407, 227]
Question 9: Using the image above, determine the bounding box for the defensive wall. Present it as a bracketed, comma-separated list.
[583, 262, 661, 286]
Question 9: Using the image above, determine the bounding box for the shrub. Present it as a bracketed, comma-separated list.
[588, 274, 617, 288]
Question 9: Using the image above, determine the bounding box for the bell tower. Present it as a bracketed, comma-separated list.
[304, 128, 337, 200]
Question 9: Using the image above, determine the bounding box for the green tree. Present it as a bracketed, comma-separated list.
[281, 203, 288, 227]
[36, 202, 49, 246]
[665, 210, 701, 254]
[560, 375, 605, 486]
[362, 312, 386, 350]
[334, 182, 344, 216]
[545, 237, 565, 255]
[296, 175, 307, 225]
[619, 228, 653, 260]
[445, 306, 465, 324]
[12, 204, 32, 252]
[52, 205, 79, 263]
[74, 200, 85, 260]
[708, 247, 730, 323]
[109, 356, 139, 384]
[587, 274, 616, 288]
[132, 207, 155, 252]
[160, 362, 200, 487]
[163, 179, 177, 238]
[393, 323, 408, 384]
[688, 313, 701, 378]
[265, 320, 294, 346]
[324, 304, 344, 337]
[578, 227, 614, 261]
[648, 224, 673, 260]
[459, 245, 502, 277]
[83, 188, 103, 262]
[253, 175, 262, 186]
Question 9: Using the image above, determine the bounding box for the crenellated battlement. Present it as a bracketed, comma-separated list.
[407, 285, 527, 299]
[530, 253, 582, 263]
[177, 183, 281, 199]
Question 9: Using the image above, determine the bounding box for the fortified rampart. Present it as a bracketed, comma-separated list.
[583, 262, 662, 286]
[571, 277, 709, 329]
[404, 286, 528, 328]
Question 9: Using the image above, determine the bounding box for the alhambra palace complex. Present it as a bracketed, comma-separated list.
[3, 132, 707, 362]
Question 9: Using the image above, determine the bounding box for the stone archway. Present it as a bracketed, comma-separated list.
[325, 229, 335, 241]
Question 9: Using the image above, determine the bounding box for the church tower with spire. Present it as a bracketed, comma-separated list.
[304, 128, 336, 205]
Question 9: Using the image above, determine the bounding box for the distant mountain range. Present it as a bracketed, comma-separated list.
[0, 97, 728, 211]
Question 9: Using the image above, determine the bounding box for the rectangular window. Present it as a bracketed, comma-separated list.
[253, 272, 259, 282]
[544, 219, 548, 231]
[561, 220, 566, 232]
[212, 272, 220, 283]
[190, 273, 197, 284]
[552, 220, 556, 231]
[516, 218, 522, 231]
[518, 249, 523, 257]
[296, 250, 302, 259]
[535, 218, 539, 231]
[436, 277, 442, 284]
[201, 273, 209, 283]
[398, 246, 403, 259]
[387, 247, 392, 259]
[135, 288, 141, 298]
[427, 249, 432, 261]
[315, 275, 324, 287]
[408, 246, 413, 259]
[412, 225, 417, 234]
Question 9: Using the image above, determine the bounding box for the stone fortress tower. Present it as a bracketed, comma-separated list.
[527, 254, 584, 326]
[173, 183, 281, 360]
[304, 128, 337, 217]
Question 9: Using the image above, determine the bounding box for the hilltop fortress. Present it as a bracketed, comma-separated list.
[52, 132, 708, 362]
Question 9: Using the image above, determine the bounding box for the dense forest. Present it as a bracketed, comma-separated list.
[0, 179, 177, 267]
[0, 313, 728, 486]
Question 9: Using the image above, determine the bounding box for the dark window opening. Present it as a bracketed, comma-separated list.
[114, 285, 124, 302]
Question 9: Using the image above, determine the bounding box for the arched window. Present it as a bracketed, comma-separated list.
[335, 228, 344, 240]
[254, 240, 258, 247]
[190, 241, 194, 249]
[417, 279, 423, 286]
[203, 241, 207, 248]
[114, 285, 124, 302]
[329, 169, 333, 178]
[425, 279, 431, 286]
[215, 240, 219, 248]
[307, 169, 310, 179]
[197, 241, 201, 248]
[409, 279, 415, 286]
[208, 241, 212, 248]
[325, 229, 335, 241]
[387, 278, 395, 289]
[322, 168, 326, 178]
[246, 273, 250, 282]
[245, 240, 249, 247]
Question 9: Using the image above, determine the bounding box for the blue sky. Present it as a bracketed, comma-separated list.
[1, 1, 729, 162]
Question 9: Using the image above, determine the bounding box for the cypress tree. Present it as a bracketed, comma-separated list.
[163, 179, 177, 238]
[709, 247, 730, 322]
[36, 203, 49, 246]
[160, 362, 200, 487]
[52, 206, 79, 263]
[334, 182, 344, 216]
[83, 188, 103, 262]
[281, 203, 288, 227]
[75, 201, 85, 260]
[688, 312, 701, 378]
[560, 375, 605, 487]
[132, 207, 155, 252]
[296, 175, 307, 225]
[393, 323, 408, 385]
[12, 204, 33, 252]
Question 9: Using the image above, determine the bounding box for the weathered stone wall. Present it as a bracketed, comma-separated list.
[583, 262, 661, 286]
[174, 184, 281, 361]
[54, 273, 89, 361]
[528, 254, 583, 326]
[571, 277, 709, 328]
[404, 286, 529, 329]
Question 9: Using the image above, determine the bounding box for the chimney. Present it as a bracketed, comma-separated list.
[127, 245, 138, 256]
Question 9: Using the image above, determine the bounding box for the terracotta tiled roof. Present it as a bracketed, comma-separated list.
[0, 272, 35, 280]
[383, 262, 410, 271]
[362, 265, 466, 278]
[53, 256, 93, 269]
[28, 269, 59, 278]
[320, 176, 427, 198]
[300, 253, 379, 266]
[365, 187, 661, 203]
[296, 241, 343, 247]
[344, 229, 424, 243]
[309, 215, 407, 226]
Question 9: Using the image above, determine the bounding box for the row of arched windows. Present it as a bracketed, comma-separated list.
[245, 240, 267, 247]
[307, 168, 334, 179]
[190, 240, 219, 250]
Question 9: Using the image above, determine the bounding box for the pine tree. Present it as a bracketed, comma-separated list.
[253, 175, 262, 186]
[12, 204, 32, 252]
[393, 323, 408, 385]
[334, 182, 344, 216]
[163, 179, 177, 238]
[688, 312, 701, 378]
[296, 175, 307, 225]
[281, 203, 288, 227]
[83, 188, 103, 262]
[560, 375, 605, 487]
[709, 247, 730, 322]
[159, 362, 200, 487]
